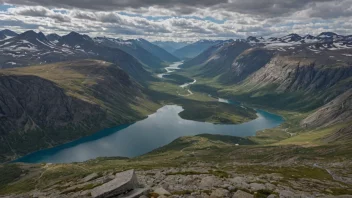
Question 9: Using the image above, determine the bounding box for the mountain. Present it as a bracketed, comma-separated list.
[173, 39, 228, 59]
[94, 37, 165, 69]
[0, 30, 81, 68]
[46, 33, 61, 43]
[0, 59, 157, 162]
[0, 31, 152, 82]
[131, 38, 180, 62]
[181, 40, 251, 79]
[246, 32, 352, 49]
[0, 29, 18, 40]
[152, 41, 189, 53]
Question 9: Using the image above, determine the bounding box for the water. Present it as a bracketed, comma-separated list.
[15, 104, 283, 164]
[157, 61, 183, 78]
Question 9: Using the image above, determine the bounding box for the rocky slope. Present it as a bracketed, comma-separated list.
[152, 41, 189, 53]
[301, 89, 352, 128]
[94, 37, 167, 69]
[132, 38, 180, 63]
[0, 59, 158, 162]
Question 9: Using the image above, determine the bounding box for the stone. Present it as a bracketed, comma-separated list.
[91, 170, 138, 198]
[81, 173, 99, 182]
[232, 190, 253, 198]
[153, 187, 171, 195]
[279, 190, 296, 198]
[210, 188, 229, 198]
[231, 177, 250, 189]
[250, 183, 266, 191]
[200, 176, 217, 189]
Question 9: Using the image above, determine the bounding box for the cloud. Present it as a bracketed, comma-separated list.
[0, 0, 352, 41]
[8, 6, 71, 22]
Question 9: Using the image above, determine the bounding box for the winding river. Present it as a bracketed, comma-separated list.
[14, 62, 284, 164]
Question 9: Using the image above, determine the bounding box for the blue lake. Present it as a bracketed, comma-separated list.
[15, 103, 283, 164]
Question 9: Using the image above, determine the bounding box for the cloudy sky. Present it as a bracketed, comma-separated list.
[0, 0, 351, 41]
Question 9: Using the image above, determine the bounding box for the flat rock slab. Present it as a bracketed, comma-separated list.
[91, 170, 138, 198]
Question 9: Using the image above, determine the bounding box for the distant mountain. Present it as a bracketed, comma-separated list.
[152, 41, 189, 53]
[57, 32, 153, 81]
[94, 37, 165, 69]
[132, 38, 180, 62]
[0, 31, 152, 82]
[173, 39, 229, 59]
[246, 32, 352, 49]
[46, 33, 61, 43]
[0, 29, 18, 40]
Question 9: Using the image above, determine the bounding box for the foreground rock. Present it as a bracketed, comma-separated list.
[91, 170, 140, 198]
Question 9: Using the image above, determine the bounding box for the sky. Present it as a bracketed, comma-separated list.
[0, 0, 351, 41]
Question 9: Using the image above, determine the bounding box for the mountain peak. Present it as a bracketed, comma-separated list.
[318, 32, 338, 38]
[19, 30, 47, 41]
[0, 29, 18, 37]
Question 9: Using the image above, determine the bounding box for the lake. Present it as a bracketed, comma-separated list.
[15, 104, 283, 164]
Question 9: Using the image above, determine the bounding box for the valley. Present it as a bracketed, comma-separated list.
[0, 29, 351, 198]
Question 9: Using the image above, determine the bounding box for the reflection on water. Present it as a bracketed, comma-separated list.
[15, 105, 283, 164]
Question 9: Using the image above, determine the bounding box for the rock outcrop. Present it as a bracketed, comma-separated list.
[91, 170, 139, 198]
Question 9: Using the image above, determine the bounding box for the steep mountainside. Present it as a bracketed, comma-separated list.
[0, 59, 157, 162]
[186, 41, 251, 78]
[301, 89, 352, 128]
[220, 48, 274, 84]
[173, 40, 229, 59]
[132, 38, 180, 62]
[152, 41, 189, 53]
[94, 37, 165, 69]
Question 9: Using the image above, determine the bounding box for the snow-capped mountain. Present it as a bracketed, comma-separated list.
[246, 32, 352, 52]
[0, 29, 18, 41]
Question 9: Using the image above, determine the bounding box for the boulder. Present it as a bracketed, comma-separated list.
[82, 173, 99, 182]
[232, 190, 253, 198]
[91, 170, 138, 198]
[210, 188, 229, 197]
[153, 187, 170, 195]
[200, 176, 220, 189]
[250, 183, 266, 191]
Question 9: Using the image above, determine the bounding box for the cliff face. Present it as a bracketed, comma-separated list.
[301, 89, 352, 128]
[0, 60, 154, 162]
[244, 55, 352, 103]
[220, 48, 273, 84]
